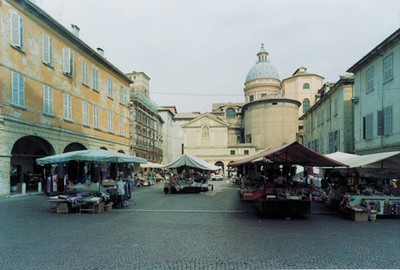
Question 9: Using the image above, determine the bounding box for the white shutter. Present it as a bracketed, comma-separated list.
[42, 35, 50, 64]
[63, 48, 71, 74]
[18, 74, 25, 106]
[11, 13, 20, 47]
[12, 72, 19, 104]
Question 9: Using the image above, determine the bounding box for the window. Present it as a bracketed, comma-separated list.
[333, 97, 339, 116]
[378, 107, 393, 136]
[92, 67, 99, 90]
[119, 86, 123, 103]
[82, 101, 89, 125]
[363, 114, 373, 140]
[366, 67, 374, 92]
[93, 106, 99, 128]
[315, 139, 320, 152]
[82, 61, 88, 85]
[43, 85, 53, 115]
[261, 93, 267, 98]
[246, 134, 252, 144]
[244, 150, 249, 155]
[202, 126, 209, 138]
[10, 12, 23, 49]
[317, 110, 324, 126]
[303, 83, 310, 89]
[42, 35, 52, 65]
[119, 117, 124, 135]
[62, 48, 74, 75]
[12, 72, 25, 107]
[108, 112, 113, 132]
[249, 95, 254, 102]
[63, 93, 72, 120]
[230, 150, 235, 155]
[303, 98, 310, 113]
[124, 88, 128, 105]
[383, 54, 393, 82]
[226, 108, 235, 119]
[107, 78, 113, 98]
[328, 130, 340, 153]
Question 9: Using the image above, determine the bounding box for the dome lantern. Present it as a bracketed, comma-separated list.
[245, 43, 280, 83]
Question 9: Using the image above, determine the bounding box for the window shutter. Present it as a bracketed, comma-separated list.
[63, 48, 71, 74]
[19, 74, 25, 106]
[12, 73, 19, 104]
[11, 13, 21, 47]
[43, 35, 49, 64]
[384, 106, 392, 135]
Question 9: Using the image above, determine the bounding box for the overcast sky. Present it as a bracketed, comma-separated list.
[36, 0, 400, 113]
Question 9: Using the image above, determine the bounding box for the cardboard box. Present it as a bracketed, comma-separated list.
[351, 209, 369, 222]
[56, 202, 69, 214]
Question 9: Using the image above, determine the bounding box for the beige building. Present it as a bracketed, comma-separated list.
[182, 44, 323, 172]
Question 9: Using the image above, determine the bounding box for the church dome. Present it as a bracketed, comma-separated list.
[245, 44, 280, 83]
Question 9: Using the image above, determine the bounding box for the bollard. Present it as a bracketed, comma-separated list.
[38, 182, 42, 193]
[22, 183, 26, 194]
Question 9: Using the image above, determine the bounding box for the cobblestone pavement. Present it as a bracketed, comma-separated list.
[1, 180, 399, 269]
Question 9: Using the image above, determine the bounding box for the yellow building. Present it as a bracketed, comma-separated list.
[0, 0, 133, 197]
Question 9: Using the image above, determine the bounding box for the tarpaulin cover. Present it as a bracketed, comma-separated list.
[36, 149, 147, 165]
[229, 141, 346, 168]
[163, 154, 220, 171]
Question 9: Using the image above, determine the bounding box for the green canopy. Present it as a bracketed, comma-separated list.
[36, 149, 147, 165]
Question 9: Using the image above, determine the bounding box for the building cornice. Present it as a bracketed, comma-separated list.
[347, 27, 400, 73]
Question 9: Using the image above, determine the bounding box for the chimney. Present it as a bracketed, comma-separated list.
[97, 47, 104, 57]
[71, 24, 80, 38]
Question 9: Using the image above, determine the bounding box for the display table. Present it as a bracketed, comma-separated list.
[255, 198, 311, 216]
[47, 199, 69, 213]
[80, 200, 103, 214]
[344, 195, 400, 216]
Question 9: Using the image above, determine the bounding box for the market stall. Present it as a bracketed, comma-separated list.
[162, 154, 219, 194]
[322, 151, 400, 221]
[36, 149, 147, 213]
[229, 142, 345, 217]
[138, 162, 165, 186]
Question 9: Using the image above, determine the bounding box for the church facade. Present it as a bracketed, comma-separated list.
[182, 45, 324, 173]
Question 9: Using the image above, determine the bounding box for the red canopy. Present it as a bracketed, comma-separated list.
[229, 141, 346, 168]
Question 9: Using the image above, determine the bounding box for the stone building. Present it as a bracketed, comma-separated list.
[0, 0, 133, 197]
[127, 72, 164, 163]
[182, 44, 324, 172]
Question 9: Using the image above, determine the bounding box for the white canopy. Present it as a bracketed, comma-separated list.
[325, 151, 400, 169]
[36, 149, 147, 165]
[163, 154, 220, 171]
